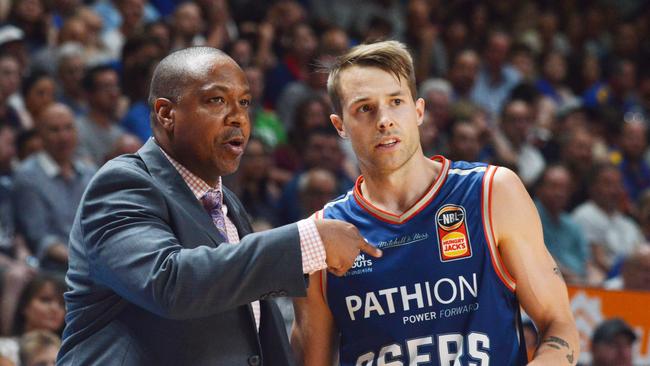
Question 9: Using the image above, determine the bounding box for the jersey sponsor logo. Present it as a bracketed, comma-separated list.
[436, 204, 472, 262]
[344, 273, 479, 321]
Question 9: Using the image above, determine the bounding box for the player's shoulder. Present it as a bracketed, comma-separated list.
[311, 190, 355, 220]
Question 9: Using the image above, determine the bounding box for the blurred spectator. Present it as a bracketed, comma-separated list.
[12, 104, 95, 272]
[275, 53, 330, 131]
[275, 96, 332, 172]
[15, 130, 42, 162]
[0, 124, 37, 336]
[92, 0, 159, 35]
[0, 54, 22, 130]
[297, 168, 338, 218]
[6, 0, 51, 54]
[604, 246, 650, 291]
[244, 65, 286, 149]
[559, 127, 597, 209]
[76, 65, 125, 164]
[419, 79, 452, 142]
[120, 40, 162, 142]
[319, 26, 349, 56]
[196, 0, 238, 50]
[276, 127, 353, 225]
[104, 133, 142, 163]
[583, 59, 639, 114]
[0, 25, 29, 73]
[232, 137, 282, 224]
[102, 0, 146, 60]
[613, 119, 650, 203]
[536, 51, 577, 110]
[533, 164, 590, 284]
[491, 99, 546, 186]
[144, 20, 171, 54]
[405, 0, 447, 81]
[19, 330, 60, 366]
[447, 49, 479, 102]
[74, 8, 112, 65]
[265, 22, 318, 107]
[447, 119, 481, 163]
[471, 30, 522, 118]
[509, 43, 536, 82]
[590, 318, 637, 366]
[17, 71, 56, 130]
[572, 163, 644, 276]
[12, 275, 65, 336]
[170, 2, 205, 51]
[54, 43, 87, 116]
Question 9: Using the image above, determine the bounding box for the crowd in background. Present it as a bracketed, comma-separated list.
[0, 0, 649, 364]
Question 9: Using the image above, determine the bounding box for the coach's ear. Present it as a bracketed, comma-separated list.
[330, 114, 347, 139]
[154, 98, 175, 133]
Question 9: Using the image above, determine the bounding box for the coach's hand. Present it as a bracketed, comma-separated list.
[314, 219, 382, 276]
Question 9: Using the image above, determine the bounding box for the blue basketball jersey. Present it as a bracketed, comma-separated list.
[317, 157, 528, 366]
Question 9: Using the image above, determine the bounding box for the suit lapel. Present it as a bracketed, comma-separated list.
[137, 139, 227, 245]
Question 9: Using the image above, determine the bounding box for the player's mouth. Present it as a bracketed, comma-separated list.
[376, 137, 400, 150]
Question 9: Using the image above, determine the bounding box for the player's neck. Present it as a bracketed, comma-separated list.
[359, 154, 441, 214]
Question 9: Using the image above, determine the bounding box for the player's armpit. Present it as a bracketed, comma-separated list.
[292, 270, 338, 366]
[490, 167, 580, 365]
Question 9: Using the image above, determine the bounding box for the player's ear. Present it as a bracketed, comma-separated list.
[415, 97, 425, 127]
[330, 114, 347, 139]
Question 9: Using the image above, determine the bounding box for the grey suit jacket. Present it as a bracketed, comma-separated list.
[57, 139, 305, 365]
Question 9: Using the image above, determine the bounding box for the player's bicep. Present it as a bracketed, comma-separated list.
[491, 168, 574, 329]
[292, 270, 337, 366]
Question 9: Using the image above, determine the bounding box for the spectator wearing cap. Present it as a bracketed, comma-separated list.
[591, 318, 637, 366]
[12, 103, 95, 272]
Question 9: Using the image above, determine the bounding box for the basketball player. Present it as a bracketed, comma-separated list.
[293, 41, 579, 365]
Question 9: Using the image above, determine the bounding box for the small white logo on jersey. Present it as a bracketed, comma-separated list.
[345, 254, 374, 276]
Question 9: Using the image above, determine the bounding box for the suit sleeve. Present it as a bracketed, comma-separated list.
[79, 163, 307, 320]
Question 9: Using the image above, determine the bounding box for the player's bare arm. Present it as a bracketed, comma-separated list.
[292, 271, 337, 366]
[491, 167, 580, 365]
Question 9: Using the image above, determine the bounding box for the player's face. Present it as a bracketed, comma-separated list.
[331, 66, 425, 173]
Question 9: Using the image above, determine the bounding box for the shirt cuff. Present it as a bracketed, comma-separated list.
[297, 218, 327, 274]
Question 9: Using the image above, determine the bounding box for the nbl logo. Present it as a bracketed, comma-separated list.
[436, 205, 472, 262]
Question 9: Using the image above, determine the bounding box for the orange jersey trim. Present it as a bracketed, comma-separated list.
[352, 156, 450, 225]
[481, 165, 517, 292]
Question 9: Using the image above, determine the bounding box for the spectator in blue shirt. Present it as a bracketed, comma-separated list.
[12, 104, 95, 273]
[534, 164, 590, 285]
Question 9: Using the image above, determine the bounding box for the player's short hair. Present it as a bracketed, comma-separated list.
[326, 40, 416, 115]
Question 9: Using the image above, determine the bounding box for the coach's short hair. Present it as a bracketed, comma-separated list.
[327, 40, 416, 115]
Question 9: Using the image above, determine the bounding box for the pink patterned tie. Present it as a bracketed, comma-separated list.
[201, 189, 227, 238]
